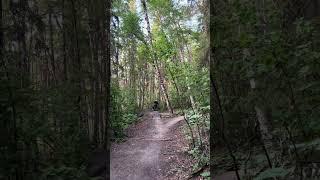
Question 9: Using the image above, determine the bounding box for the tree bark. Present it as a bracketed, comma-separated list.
[49, 7, 56, 82]
[141, 0, 173, 113]
[62, 0, 68, 81]
[70, 0, 83, 128]
[254, 0, 274, 145]
[103, 0, 111, 178]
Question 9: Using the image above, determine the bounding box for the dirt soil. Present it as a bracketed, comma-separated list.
[110, 111, 197, 180]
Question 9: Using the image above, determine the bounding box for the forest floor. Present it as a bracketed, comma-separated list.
[110, 111, 199, 180]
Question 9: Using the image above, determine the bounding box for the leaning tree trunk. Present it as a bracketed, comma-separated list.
[253, 0, 276, 168]
[141, 0, 173, 113]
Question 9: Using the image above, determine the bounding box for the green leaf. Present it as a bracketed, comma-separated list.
[254, 168, 289, 180]
[298, 82, 320, 91]
[200, 171, 210, 177]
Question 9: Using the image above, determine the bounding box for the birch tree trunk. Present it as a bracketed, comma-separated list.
[141, 0, 173, 113]
[253, 0, 275, 161]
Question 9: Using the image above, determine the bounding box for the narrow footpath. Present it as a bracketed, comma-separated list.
[110, 111, 195, 180]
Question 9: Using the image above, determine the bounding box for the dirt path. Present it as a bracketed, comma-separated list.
[110, 111, 191, 180]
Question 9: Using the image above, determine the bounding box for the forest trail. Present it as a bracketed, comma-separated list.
[110, 111, 192, 180]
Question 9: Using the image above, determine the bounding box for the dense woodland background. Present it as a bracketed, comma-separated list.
[1, 0, 111, 179]
[110, 0, 209, 137]
[110, 0, 210, 177]
[0, 0, 210, 179]
[210, 0, 320, 179]
[1, 0, 320, 179]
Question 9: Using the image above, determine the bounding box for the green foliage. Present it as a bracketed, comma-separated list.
[153, 31, 176, 60]
[137, 44, 152, 63]
[122, 12, 144, 41]
[212, 0, 320, 179]
[185, 107, 209, 171]
[200, 171, 210, 179]
[148, 0, 174, 16]
[111, 0, 209, 178]
[111, 81, 139, 138]
[291, 138, 320, 152]
[254, 168, 290, 180]
[1, 0, 112, 178]
[188, 146, 208, 171]
[167, 61, 209, 109]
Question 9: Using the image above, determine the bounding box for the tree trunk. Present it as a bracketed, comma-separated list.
[70, 0, 83, 128]
[141, 0, 173, 113]
[103, 0, 111, 178]
[254, 0, 274, 144]
[49, 8, 56, 82]
[62, 0, 68, 81]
